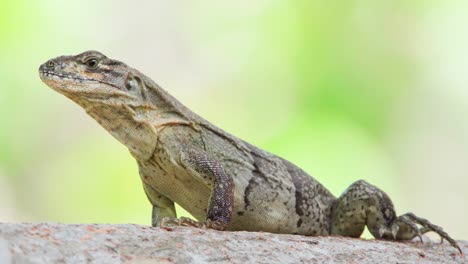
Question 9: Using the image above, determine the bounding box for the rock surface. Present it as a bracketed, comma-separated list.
[0, 222, 465, 263]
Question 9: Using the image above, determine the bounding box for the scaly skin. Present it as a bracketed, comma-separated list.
[39, 51, 462, 254]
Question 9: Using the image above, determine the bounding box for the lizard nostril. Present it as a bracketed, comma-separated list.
[46, 60, 56, 69]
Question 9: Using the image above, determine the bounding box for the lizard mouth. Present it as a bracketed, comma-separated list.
[39, 70, 98, 83]
[39, 69, 124, 92]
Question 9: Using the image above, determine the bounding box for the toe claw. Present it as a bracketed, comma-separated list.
[401, 213, 462, 255]
[205, 219, 227, 231]
[158, 217, 227, 231]
[160, 216, 179, 227]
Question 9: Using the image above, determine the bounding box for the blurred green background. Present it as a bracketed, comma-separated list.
[1, 1, 467, 239]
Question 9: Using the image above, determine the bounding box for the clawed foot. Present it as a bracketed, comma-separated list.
[159, 217, 227, 231]
[396, 213, 462, 255]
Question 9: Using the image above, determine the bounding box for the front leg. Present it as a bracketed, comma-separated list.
[142, 182, 177, 227]
[161, 148, 234, 230]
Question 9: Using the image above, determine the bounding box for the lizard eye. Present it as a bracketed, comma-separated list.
[84, 57, 100, 69]
[46, 60, 55, 69]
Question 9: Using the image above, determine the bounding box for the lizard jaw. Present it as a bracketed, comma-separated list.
[39, 70, 133, 100]
[39, 70, 97, 83]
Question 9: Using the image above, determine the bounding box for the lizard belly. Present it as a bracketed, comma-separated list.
[223, 164, 299, 233]
[222, 158, 335, 235]
[228, 179, 334, 235]
[229, 186, 300, 234]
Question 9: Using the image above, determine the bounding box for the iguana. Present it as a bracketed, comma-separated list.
[39, 50, 462, 253]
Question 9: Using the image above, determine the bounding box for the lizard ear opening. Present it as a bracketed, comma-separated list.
[125, 72, 148, 101]
[125, 72, 143, 91]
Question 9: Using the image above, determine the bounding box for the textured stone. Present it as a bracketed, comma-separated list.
[0, 223, 465, 264]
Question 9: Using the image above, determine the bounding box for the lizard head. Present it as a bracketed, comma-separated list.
[39, 50, 158, 161]
[39, 50, 145, 100]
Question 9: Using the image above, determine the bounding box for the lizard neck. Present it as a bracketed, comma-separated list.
[139, 74, 198, 124]
[71, 73, 196, 161]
